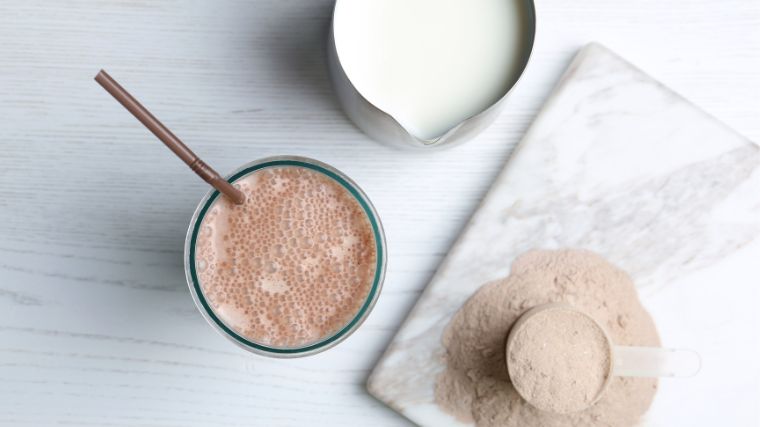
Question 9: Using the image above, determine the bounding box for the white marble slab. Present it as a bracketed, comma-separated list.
[367, 43, 760, 426]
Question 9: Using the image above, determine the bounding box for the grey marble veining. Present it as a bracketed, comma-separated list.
[368, 44, 760, 426]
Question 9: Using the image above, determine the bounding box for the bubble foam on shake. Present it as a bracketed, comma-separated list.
[195, 166, 377, 348]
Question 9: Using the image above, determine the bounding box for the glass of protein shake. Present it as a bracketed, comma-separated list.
[94, 71, 386, 358]
[185, 156, 386, 357]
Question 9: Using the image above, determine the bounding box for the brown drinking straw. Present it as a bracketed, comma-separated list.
[94, 70, 245, 205]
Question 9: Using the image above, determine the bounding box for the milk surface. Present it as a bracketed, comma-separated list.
[333, 0, 531, 140]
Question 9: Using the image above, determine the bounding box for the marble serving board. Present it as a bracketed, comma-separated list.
[368, 43, 760, 426]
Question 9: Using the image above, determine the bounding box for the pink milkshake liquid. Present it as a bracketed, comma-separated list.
[186, 158, 385, 356]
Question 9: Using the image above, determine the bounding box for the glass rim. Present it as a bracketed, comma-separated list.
[183, 155, 387, 358]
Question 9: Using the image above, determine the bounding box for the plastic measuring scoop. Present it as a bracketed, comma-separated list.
[506, 303, 701, 414]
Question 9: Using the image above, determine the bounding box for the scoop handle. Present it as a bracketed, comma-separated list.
[613, 346, 701, 378]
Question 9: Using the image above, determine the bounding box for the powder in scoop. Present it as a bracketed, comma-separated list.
[434, 249, 659, 426]
[507, 305, 612, 414]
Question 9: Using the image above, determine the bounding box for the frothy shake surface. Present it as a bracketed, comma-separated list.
[195, 166, 377, 348]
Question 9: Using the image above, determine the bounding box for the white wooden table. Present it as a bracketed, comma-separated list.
[0, 1, 758, 426]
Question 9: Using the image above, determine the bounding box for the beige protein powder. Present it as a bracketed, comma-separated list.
[435, 249, 659, 426]
[506, 304, 612, 414]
